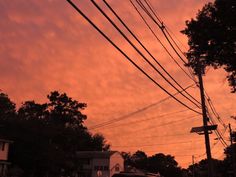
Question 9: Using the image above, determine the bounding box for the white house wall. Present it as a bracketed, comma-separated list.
[109, 153, 124, 177]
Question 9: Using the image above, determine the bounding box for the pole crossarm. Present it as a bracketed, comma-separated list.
[190, 125, 218, 134]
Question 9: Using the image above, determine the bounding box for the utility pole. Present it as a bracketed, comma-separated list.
[197, 64, 214, 177]
[229, 123, 236, 177]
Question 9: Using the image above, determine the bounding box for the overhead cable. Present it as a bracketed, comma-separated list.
[102, 0, 201, 108]
[101, 114, 199, 131]
[112, 139, 203, 148]
[89, 84, 196, 130]
[135, 0, 198, 82]
[91, 0, 201, 109]
[135, 0, 188, 65]
[129, 0, 196, 82]
[66, 0, 202, 115]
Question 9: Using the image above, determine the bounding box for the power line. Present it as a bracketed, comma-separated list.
[101, 113, 199, 131]
[129, 0, 196, 82]
[143, 0, 187, 57]
[205, 92, 227, 128]
[207, 110, 228, 147]
[143, 0, 198, 82]
[143, 0, 162, 24]
[141, 132, 194, 139]
[135, 0, 198, 82]
[209, 119, 228, 147]
[195, 125, 228, 159]
[207, 110, 228, 143]
[132, 114, 199, 133]
[102, 0, 201, 108]
[91, 0, 201, 109]
[66, 0, 202, 115]
[89, 84, 196, 130]
[135, 0, 188, 66]
[112, 139, 203, 148]
[105, 114, 200, 139]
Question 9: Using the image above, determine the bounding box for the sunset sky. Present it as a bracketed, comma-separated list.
[0, 0, 235, 168]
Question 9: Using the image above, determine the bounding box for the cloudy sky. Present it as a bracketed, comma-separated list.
[0, 0, 235, 167]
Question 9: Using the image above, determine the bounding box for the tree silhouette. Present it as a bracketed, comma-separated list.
[131, 150, 148, 170]
[187, 158, 226, 177]
[0, 92, 16, 120]
[223, 143, 236, 176]
[147, 153, 181, 177]
[123, 151, 182, 177]
[47, 91, 87, 128]
[0, 91, 109, 177]
[182, 0, 236, 92]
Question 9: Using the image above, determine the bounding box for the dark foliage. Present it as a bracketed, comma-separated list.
[0, 91, 109, 177]
[187, 143, 236, 177]
[182, 0, 236, 92]
[122, 150, 182, 177]
[187, 159, 226, 177]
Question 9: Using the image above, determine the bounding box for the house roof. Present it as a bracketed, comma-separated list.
[76, 151, 120, 158]
[0, 139, 13, 143]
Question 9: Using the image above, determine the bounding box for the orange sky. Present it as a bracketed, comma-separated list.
[0, 0, 235, 168]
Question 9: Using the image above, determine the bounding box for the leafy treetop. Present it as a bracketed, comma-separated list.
[182, 0, 236, 92]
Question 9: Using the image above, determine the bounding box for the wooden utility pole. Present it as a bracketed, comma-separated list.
[197, 65, 214, 177]
[229, 123, 236, 177]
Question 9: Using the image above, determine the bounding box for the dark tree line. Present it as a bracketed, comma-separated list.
[121, 145, 236, 177]
[121, 150, 183, 177]
[0, 88, 235, 177]
[0, 91, 109, 177]
[186, 144, 236, 177]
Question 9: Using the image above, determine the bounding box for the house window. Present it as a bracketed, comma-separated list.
[103, 166, 109, 171]
[0, 142, 5, 151]
[94, 166, 109, 171]
[79, 158, 90, 165]
[94, 166, 100, 171]
[115, 165, 120, 172]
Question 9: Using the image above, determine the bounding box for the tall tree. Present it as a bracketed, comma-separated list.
[223, 143, 236, 177]
[187, 158, 225, 177]
[130, 150, 148, 170]
[0, 92, 16, 120]
[47, 91, 87, 128]
[182, 0, 236, 92]
[125, 151, 182, 177]
[121, 152, 133, 171]
[147, 153, 182, 177]
[0, 91, 109, 177]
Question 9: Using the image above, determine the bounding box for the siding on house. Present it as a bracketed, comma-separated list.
[110, 152, 124, 177]
[77, 151, 124, 177]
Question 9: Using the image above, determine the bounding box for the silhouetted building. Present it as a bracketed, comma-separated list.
[76, 151, 124, 177]
[0, 139, 12, 177]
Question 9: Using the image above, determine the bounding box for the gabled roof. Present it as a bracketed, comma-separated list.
[76, 151, 120, 158]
